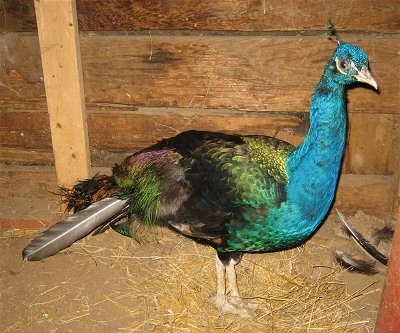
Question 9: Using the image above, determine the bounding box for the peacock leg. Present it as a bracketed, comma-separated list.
[225, 255, 243, 304]
[215, 252, 252, 317]
[215, 253, 228, 309]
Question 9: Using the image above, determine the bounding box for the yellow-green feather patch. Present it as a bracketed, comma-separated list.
[243, 137, 294, 183]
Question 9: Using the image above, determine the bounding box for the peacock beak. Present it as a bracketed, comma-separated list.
[354, 66, 378, 90]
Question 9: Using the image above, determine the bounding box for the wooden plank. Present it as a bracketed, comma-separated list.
[0, 111, 52, 150]
[344, 113, 400, 175]
[394, 138, 400, 214]
[0, 33, 44, 105]
[78, 35, 398, 114]
[1, 110, 399, 176]
[86, 108, 305, 151]
[0, 107, 304, 156]
[34, 0, 90, 188]
[1, 33, 398, 114]
[2, 0, 400, 33]
[375, 130, 400, 327]
[375, 195, 400, 332]
[0, 147, 54, 165]
[335, 174, 396, 216]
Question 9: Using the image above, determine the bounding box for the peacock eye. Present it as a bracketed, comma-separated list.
[339, 60, 348, 70]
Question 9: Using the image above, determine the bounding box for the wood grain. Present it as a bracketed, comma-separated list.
[2, 0, 400, 33]
[345, 114, 400, 175]
[0, 32, 398, 177]
[34, 0, 91, 187]
[394, 137, 400, 214]
[335, 174, 396, 215]
[0, 108, 304, 152]
[1, 34, 397, 113]
[1, 109, 398, 176]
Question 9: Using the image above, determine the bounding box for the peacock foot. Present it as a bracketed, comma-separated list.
[215, 293, 270, 317]
[216, 297, 252, 318]
[214, 295, 267, 318]
[214, 253, 269, 319]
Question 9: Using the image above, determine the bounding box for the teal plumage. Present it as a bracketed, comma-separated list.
[22, 41, 377, 316]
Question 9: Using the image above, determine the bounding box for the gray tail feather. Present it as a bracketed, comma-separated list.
[334, 249, 378, 275]
[370, 225, 394, 247]
[91, 209, 128, 236]
[22, 198, 128, 261]
[336, 210, 388, 266]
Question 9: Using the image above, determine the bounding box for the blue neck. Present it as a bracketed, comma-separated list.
[286, 76, 347, 231]
[222, 73, 350, 253]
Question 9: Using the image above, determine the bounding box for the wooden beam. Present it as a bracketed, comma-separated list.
[4, 0, 400, 33]
[374, 203, 400, 332]
[2, 109, 399, 176]
[34, 0, 90, 187]
[2, 33, 399, 115]
[374, 136, 400, 332]
[395, 142, 400, 214]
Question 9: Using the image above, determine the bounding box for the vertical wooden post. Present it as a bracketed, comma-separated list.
[374, 146, 400, 332]
[34, 0, 90, 188]
[374, 209, 400, 332]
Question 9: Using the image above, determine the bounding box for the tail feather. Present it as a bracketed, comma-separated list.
[59, 174, 119, 212]
[91, 210, 128, 236]
[334, 249, 378, 275]
[336, 210, 388, 266]
[370, 225, 394, 247]
[22, 198, 128, 261]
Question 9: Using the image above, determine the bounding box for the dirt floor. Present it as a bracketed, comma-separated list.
[0, 167, 394, 332]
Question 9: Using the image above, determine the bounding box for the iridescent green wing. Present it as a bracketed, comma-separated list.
[233, 136, 294, 208]
[242, 136, 294, 184]
[193, 136, 294, 210]
[112, 149, 184, 226]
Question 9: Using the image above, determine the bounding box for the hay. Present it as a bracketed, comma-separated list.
[1, 215, 382, 332]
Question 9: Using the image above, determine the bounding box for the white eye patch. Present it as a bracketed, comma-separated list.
[335, 57, 358, 75]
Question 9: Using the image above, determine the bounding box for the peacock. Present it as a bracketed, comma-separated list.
[22, 35, 377, 316]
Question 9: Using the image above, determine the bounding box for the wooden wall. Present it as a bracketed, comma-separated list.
[1, 1, 399, 212]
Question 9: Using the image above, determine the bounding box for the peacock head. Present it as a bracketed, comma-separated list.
[330, 43, 378, 89]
